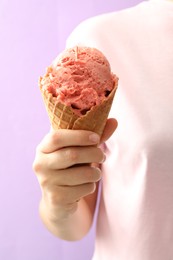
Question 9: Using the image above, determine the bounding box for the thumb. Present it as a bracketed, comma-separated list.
[100, 118, 118, 144]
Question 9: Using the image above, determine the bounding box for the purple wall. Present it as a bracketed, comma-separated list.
[0, 0, 142, 259]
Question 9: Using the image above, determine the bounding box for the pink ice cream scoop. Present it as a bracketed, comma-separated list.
[39, 46, 117, 116]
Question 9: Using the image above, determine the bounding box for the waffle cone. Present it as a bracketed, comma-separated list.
[40, 82, 117, 136]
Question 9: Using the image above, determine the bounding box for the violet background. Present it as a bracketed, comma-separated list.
[0, 0, 143, 259]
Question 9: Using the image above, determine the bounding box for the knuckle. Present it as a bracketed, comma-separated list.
[65, 148, 78, 164]
[32, 157, 42, 173]
[48, 191, 59, 206]
[50, 131, 59, 145]
[39, 178, 49, 189]
[35, 143, 42, 153]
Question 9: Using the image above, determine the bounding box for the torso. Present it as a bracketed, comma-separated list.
[67, 1, 173, 259]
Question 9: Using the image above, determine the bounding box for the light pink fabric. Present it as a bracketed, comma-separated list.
[67, 1, 173, 259]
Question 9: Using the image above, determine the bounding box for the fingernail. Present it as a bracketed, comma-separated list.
[89, 133, 100, 143]
[101, 153, 106, 163]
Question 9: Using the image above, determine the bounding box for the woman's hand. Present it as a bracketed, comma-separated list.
[32, 118, 117, 239]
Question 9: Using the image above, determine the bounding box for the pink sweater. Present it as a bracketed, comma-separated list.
[67, 1, 173, 259]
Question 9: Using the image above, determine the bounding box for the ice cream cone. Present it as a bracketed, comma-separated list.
[40, 81, 117, 136]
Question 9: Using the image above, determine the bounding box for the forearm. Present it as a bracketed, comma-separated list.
[39, 198, 93, 241]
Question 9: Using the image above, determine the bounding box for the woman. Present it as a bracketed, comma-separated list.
[33, 1, 173, 259]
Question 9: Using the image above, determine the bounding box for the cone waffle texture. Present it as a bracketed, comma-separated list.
[40, 82, 117, 136]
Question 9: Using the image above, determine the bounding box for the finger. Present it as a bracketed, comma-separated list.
[45, 146, 105, 169]
[38, 129, 100, 153]
[100, 118, 118, 143]
[47, 165, 102, 186]
[47, 183, 97, 206]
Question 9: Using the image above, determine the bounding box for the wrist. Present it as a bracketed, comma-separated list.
[39, 198, 92, 241]
[39, 198, 78, 224]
